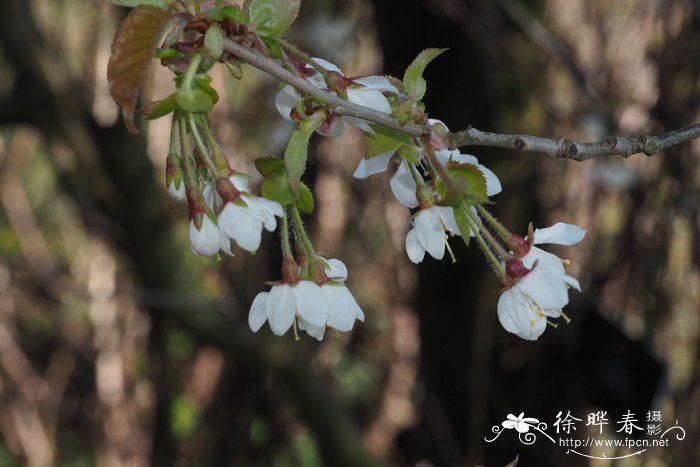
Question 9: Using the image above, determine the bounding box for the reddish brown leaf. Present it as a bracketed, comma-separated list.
[108, 5, 171, 134]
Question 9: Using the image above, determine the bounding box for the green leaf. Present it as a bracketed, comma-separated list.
[403, 48, 447, 101]
[297, 183, 314, 213]
[104, 0, 168, 8]
[364, 124, 411, 158]
[396, 144, 420, 164]
[244, 0, 300, 37]
[140, 94, 177, 119]
[107, 5, 172, 133]
[447, 162, 488, 203]
[284, 113, 325, 195]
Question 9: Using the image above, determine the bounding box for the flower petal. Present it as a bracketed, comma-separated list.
[324, 285, 357, 331]
[248, 292, 269, 332]
[435, 206, 460, 236]
[353, 151, 393, 179]
[390, 160, 419, 208]
[274, 85, 301, 121]
[353, 76, 399, 94]
[293, 281, 329, 327]
[267, 285, 296, 336]
[405, 228, 426, 264]
[219, 203, 263, 252]
[415, 208, 446, 260]
[297, 318, 326, 341]
[189, 216, 222, 256]
[533, 223, 586, 246]
[347, 88, 391, 114]
[323, 258, 348, 281]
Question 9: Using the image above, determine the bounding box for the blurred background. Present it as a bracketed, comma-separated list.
[1, 0, 700, 465]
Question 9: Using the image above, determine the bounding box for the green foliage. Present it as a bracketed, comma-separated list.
[107, 5, 172, 133]
[243, 0, 300, 38]
[364, 124, 411, 158]
[446, 161, 488, 203]
[171, 395, 199, 440]
[403, 48, 447, 101]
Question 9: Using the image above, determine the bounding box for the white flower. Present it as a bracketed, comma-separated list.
[213, 174, 284, 254]
[318, 258, 365, 336]
[248, 281, 329, 338]
[497, 223, 585, 340]
[405, 206, 460, 263]
[502, 413, 539, 433]
[189, 214, 230, 256]
[275, 57, 398, 136]
[497, 263, 571, 340]
[248, 258, 365, 341]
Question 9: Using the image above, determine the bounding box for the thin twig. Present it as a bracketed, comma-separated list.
[451, 124, 700, 160]
[222, 38, 427, 137]
[224, 39, 700, 161]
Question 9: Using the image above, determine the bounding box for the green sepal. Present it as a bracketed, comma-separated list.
[104, 0, 169, 8]
[155, 48, 185, 60]
[194, 75, 219, 105]
[141, 94, 177, 119]
[284, 112, 325, 195]
[255, 157, 286, 177]
[261, 175, 296, 206]
[243, 0, 300, 37]
[175, 88, 213, 113]
[296, 183, 314, 213]
[403, 48, 447, 101]
[364, 124, 412, 158]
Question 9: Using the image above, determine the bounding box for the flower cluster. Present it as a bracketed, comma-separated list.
[248, 257, 365, 340]
[112, 5, 587, 342]
[497, 223, 585, 340]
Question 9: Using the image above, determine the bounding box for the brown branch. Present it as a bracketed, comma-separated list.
[451, 124, 700, 160]
[224, 39, 700, 161]
[222, 38, 427, 137]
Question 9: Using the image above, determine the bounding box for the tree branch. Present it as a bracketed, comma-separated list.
[225, 39, 700, 161]
[451, 124, 700, 160]
[222, 38, 427, 137]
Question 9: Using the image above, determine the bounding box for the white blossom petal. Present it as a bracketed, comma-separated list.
[390, 160, 419, 208]
[353, 76, 399, 94]
[218, 203, 263, 252]
[415, 208, 446, 260]
[324, 285, 359, 332]
[293, 281, 329, 328]
[297, 318, 326, 341]
[323, 258, 348, 281]
[533, 223, 586, 246]
[435, 206, 460, 236]
[405, 228, 426, 264]
[274, 85, 300, 122]
[353, 151, 393, 179]
[248, 292, 269, 332]
[189, 216, 222, 256]
[266, 284, 296, 336]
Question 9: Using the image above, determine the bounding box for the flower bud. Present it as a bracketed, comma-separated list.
[202, 25, 224, 64]
[166, 152, 185, 201]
